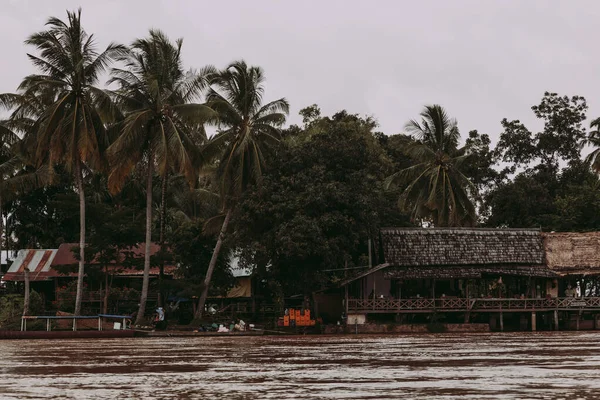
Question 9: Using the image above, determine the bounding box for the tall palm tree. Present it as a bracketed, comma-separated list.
[195, 61, 289, 319]
[387, 105, 476, 227]
[106, 30, 215, 325]
[0, 124, 18, 268]
[585, 117, 600, 172]
[2, 10, 125, 315]
[0, 91, 55, 268]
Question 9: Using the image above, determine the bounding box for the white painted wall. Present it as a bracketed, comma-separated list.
[347, 314, 367, 325]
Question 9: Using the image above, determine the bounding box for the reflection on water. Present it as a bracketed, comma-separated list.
[0, 333, 600, 399]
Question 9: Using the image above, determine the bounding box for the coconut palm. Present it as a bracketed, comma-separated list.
[0, 90, 58, 267]
[0, 125, 18, 269]
[585, 117, 600, 172]
[387, 105, 476, 227]
[1, 10, 124, 315]
[106, 30, 215, 325]
[195, 60, 289, 319]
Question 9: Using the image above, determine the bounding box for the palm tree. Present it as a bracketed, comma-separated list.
[387, 105, 476, 227]
[106, 30, 215, 325]
[0, 91, 54, 268]
[0, 124, 18, 269]
[195, 61, 289, 319]
[585, 117, 600, 172]
[1, 10, 124, 315]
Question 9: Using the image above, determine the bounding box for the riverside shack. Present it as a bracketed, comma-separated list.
[340, 228, 600, 331]
[3, 243, 175, 309]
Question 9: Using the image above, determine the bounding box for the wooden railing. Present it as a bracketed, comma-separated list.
[347, 297, 600, 313]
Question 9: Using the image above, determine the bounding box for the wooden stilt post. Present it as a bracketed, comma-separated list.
[500, 312, 504, 332]
[531, 311, 536, 331]
[344, 260, 349, 319]
[554, 310, 559, 331]
[46, 318, 50, 332]
[344, 285, 349, 317]
[576, 310, 581, 331]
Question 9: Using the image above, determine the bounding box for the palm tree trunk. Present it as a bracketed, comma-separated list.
[135, 157, 154, 326]
[195, 209, 233, 320]
[158, 174, 167, 307]
[23, 267, 30, 316]
[103, 265, 109, 315]
[73, 160, 86, 316]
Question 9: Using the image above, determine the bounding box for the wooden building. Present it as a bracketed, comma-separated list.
[341, 228, 600, 331]
[3, 243, 175, 310]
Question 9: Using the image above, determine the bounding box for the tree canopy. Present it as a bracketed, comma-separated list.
[2, 8, 600, 320]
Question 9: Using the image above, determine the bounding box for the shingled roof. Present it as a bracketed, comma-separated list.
[381, 228, 545, 267]
[338, 228, 555, 286]
[543, 232, 600, 275]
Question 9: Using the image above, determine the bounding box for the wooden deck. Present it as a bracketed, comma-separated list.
[348, 297, 600, 313]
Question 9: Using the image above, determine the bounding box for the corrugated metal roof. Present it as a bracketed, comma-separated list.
[4, 249, 59, 281]
[4, 243, 176, 281]
[52, 243, 164, 266]
[229, 254, 252, 277]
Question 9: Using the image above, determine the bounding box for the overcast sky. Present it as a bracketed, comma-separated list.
[1, 0, 599, 145]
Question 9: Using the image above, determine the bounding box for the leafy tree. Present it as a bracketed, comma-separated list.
[485, 93, 594, 230]
[107, 30, 214, 324]
[234, 110, 410, 297]
[584, 117, 600, 172]
[485, 161, 600, 230]
[0, 120, 19, 266]
[495, 92, 588, 170]
[196, 61, 289, 318]
[5, 9, 125, 315]
[387, 105, 476, 227]
[169, 219, 232, 299]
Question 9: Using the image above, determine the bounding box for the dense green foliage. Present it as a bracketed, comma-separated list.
[234, 110, 410, 295]
[1, 10, 600, 312]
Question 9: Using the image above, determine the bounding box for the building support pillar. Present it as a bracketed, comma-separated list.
[499, 312, 504, 332]
[344, 285, 349, 317]
[576, 310, 581, 331]
[531, 311, 536, 332]
[554, 310, 559, 331]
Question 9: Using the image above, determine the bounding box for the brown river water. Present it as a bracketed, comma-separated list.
[0, 332, 599, 399]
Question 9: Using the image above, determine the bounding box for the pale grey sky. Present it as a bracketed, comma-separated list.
[1, 0, 599, 145]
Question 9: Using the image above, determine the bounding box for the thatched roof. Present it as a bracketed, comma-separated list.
[339, 228, 554, 285]
[543, 232, 600, 275]
[381, 228, 545, 267]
